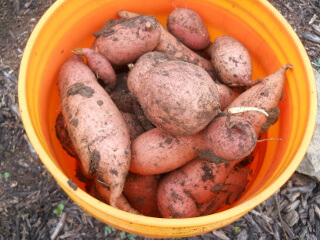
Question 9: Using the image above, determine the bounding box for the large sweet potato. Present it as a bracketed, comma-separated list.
[58, 55, 131, 207]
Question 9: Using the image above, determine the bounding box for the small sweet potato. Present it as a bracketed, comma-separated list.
[131, 60, 220, 136]
[92, 15, 161, 66]
[225, 64, 292, 136]
[117, 10, 217, 79]
[123, 172, 161, 217]
[73, 48, 116, 89]
[157, 158, 235, 218]
[58, 55, 131, 207]
[167, 8, 211, 51]
[211, 35, 253, 87]
[109, 73, 134, 113]
[55, 112, 79, 159]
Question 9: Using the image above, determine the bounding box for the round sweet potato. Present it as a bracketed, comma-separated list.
[167, 8, 211, 51]
[211, 35, 253, 87]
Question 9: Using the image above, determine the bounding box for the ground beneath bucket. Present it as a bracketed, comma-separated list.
[1, 0, 320, 239]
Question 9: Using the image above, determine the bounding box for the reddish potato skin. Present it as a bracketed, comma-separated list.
[123, 172, 161, 217]
[157, 158, 235, 218]
[225, 64, 292, 136]
[92, 15, 161, 66]
[211, 35, 253, 87]
[167, 8, 211, 51]
[132, 60, 220, 136]
[117, 10, 216, 79]
[130, 128, 201, 175]
[58, 55, 131, 208]
[73, 48, 116, 89]
[94, 179, 141, 214]
[216, 83, 241, 111]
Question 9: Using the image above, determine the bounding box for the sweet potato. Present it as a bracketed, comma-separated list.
[117, 10, 217, 79]
[131, 60, 220, 136]
[210, 35, 253, 87]
[123, 172, 161, 217]
[130, 127, 201, 175]
[216, 82, 241, 110]
[92, 15, 161, 67]
[130, 114, 256, 175]
[58, 55, 131, 207]
[225, 64, 292, 136]
[127, 51, 175, 96]
[199, 166, 252, 216]
[73, 48, 116, 89]
[93, 179, 141, 214]
[55, 112, 79, 159]
[197, 114, 257, 162]
[157, 158, 235, 218]
[121, 112, 145, 141]
[167, 8, 210, 51]
[109, 73, 134, 113]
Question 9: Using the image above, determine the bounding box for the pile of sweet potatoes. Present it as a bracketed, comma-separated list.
[56, 7, 292, 218]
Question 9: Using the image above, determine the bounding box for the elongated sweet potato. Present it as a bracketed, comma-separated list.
[130, 127, 201, 175]
[167, 8, 211, 51]
[73, 48, 116, 89]
[92, 15, 161, 67]
[211, 35, 253, 87]
[117, 10, 217, 78]
[58, 55, 131, 207]
[130, 114, 256, 175]
[225, 64, 292, 136]
[123, 172, 161, 217]
[157, 158, 235, 218]
[131, 60, 220, 136]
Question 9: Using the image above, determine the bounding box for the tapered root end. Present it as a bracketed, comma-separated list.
[72, 48, 85, 55]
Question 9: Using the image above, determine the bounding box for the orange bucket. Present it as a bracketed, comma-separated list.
[18, 0, 317, 238]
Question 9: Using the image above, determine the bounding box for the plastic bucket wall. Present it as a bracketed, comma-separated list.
[18, 0, 317, 238]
